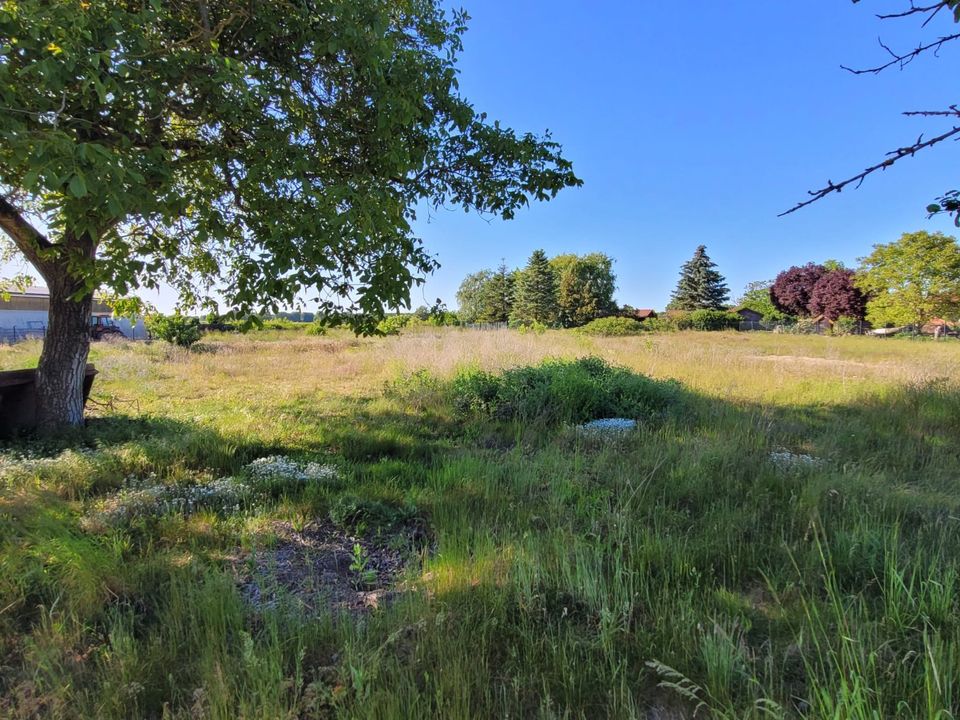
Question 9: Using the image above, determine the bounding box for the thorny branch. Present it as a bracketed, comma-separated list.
[784, 1, 960, 217]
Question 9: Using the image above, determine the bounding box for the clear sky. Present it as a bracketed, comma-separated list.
[4, 2, 958, 313]
[407, 0, 960, 311]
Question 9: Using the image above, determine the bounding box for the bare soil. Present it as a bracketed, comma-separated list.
[234, 520, 419, 615]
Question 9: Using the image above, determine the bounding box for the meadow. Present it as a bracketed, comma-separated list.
[1, 327, 959, 719]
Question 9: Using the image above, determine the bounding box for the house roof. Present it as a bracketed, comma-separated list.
[633, 308, 657, 318]
[1, 285, 50, 298]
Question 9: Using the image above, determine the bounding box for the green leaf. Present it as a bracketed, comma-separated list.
[68, 174, 88, 198]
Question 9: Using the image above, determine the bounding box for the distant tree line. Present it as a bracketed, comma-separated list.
[735, 231, 960, 331]
[457, 250, 617, 328]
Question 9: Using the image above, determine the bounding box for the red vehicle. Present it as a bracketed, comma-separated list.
[90, 315, 126, 341]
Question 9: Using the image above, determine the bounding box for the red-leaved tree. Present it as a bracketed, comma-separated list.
[770, 264, 827, 317]
[808, 269, 868, 321]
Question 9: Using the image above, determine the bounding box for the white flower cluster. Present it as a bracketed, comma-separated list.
[574, 418, 638, 438]
[82, 475, 252, 530]
[769, 450, 825, 471]
[245, 455, 337, 484]
[0, 447, 99, 482]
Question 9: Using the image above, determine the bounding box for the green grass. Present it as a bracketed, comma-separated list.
[1, 330, 959, 718]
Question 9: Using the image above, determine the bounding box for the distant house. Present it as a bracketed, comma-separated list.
[921, 317, 955, 336]
[0, 287, 145, 339]
[631, 308, 658, 321]
[731, 307, 763, 323]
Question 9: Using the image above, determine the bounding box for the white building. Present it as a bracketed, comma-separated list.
[0, 287, 146, 341]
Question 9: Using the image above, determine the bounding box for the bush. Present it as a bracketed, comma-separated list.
[687, 309, 740, 331]
[452, 357, 680, 425]
[577, 317, 645, 336]
[377, 314, 414, 335]
[145, 313, 202, 348]
[831, 316, 860, 336]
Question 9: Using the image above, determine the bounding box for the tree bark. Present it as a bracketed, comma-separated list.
[35, 270, 93, 429]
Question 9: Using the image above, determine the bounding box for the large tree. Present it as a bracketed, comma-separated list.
[856, 231, 960, 326]
[0, 1, 580, 427]
[478, 261, 515, 323]
[808, 268, 868, 321]
[455, 270, 493, 325]
[510, 249, 557, 326]
[553, 252, 616, 327]
[669, 245, 728, 311]
[770, 263, 827, 318]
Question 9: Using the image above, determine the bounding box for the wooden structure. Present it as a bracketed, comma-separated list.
[0, 365, 98, 436]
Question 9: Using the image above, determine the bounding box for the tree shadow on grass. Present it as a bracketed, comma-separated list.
[3, 367, 960, 719]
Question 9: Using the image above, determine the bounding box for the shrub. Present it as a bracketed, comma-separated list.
[377, 314, 414, 335]
[577, 317, 645, 336]
[516, 320, 549, 335]
[687, 309, 739, 331]
[452, 357, 680, 425]
[145, 313, 202, 347]
[831, 316, 861, 336]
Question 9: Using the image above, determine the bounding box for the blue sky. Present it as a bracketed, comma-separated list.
[408, 1, 960, 310]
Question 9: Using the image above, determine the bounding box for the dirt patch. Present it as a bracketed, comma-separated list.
[233, 520, 422, 615]
[750, 354, 877, 370]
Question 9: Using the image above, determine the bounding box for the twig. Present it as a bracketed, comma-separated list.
[779, 124, 960, 217]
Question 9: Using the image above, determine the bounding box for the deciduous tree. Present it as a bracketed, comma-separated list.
[770, 264, 826, 318]
[856, 231, 960, 326]
[808, 269, 868, 321]
[554, 253, 616, 327]
[0, 1, 580, 427]
[735, 280, 788, 322]
[456, 270, 494, 324]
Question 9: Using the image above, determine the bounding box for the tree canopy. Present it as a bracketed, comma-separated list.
[668, 245, 729, 311]
[856, 231, 960, 326]
[455, 270, 494, 325]
[808, 268, 867, 322]
[0, 0, 580, 323]
[770, 264, 826, 318]
[0, 0, 581, 425]
[552, 253, 616, 328]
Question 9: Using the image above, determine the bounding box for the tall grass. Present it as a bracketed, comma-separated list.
[0, 329, 958, 717]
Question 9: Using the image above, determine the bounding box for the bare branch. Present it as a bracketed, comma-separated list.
[841, 32, 960, 74]
[903, 104, 960, 116]
[780, 124, 960, 216]
[875, 1, 950, 21]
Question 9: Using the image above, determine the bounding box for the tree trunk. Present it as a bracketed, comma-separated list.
[35, 271, 93, 429]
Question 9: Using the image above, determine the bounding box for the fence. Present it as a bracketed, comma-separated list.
[460, 322, 510, 331]
[738, 320, 873, 335]
[0, 325, 46, 345]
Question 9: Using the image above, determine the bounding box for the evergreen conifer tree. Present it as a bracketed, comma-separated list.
[478, 261, 515, 322]
[669, 245, 729, 310]
[511, 249, 558, 325]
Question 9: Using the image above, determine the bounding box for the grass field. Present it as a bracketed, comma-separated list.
[1, 328, 959, 719]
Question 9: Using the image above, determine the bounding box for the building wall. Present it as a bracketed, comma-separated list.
[0, 310, 146, 339]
